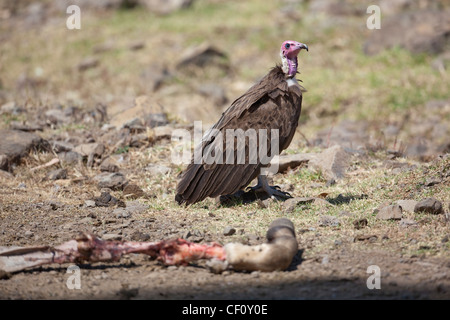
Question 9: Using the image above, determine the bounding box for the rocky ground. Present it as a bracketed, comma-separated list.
[0, 0, 449, 300]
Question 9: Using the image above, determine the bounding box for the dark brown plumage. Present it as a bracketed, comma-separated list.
[176, 41, 307, 205]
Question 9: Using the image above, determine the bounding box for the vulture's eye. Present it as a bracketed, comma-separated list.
[285, 43, 290, 49]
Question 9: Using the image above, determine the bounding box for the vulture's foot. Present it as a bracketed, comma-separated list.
[264, 186, 292, 200]
[246, 176, 292, 200]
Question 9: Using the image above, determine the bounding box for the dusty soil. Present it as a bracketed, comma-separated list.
[0, 163, 449, 300]
[0, 0, 449, 301]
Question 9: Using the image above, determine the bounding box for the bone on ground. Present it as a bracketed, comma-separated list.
[0, 218, 298, 274]
[225, 218, 298, 272]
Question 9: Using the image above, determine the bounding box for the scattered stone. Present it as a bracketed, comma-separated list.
[114, 208, 131, 219]
[257, 198, 272, 209]
[140, 64, 172, 92]
[321, 255, 329, 265]
[123, 184, 145, 199]
[153, 126, 173, 139]
[102, 233, 122, 241]
[373, 201, 391, 215]
[399, 219, 418, 228]
[144, 113, 169, 128]
[0, 130, 45, 169]
[0, 270, 12, 280]
[46, 168, 67, 180]
[283, 197, 315, 212]
[110, 95, 168, 129]
[145, 164, 171, 176]
[44, 108, 72, 125]
[24, 230, 34, 238]
[223, 227, 236, 236]
[272, 153, 313, 173]
[308, 145, 350, 180]
[130, 231, 150, 242]
[78, 217, 93, 224]
[78, 57, 99, 72]
[334, 239, 343, 246]
[176, 43, 229, 72]
[329, 193, 368, 205]
[57, 151, 82, 164]
[84, 200, 96, 208]
[383, 160, 410, 170]
[0, 102, 25, 115]
[94, 172, 128, 190]
[128, 40, 145, 51]
[50, 141, 74, 153]
[100, 157, 120, 172]
[376, 204, 403, 220]
[425, 177, 442, 187]
[396, 200, 418, 213]
[73, 143, 105, 157]
[114, 201, 148, 218]
[319, 215, 340, 227]
[94, 192, 120, 207]
[355, 234, 378, 242]
[414, 198, 444, 215]
[10, 121, 43, 132]
[122, 118, 145, 131]
[0, 155, 8, 171]
[353, 218, 368, 230]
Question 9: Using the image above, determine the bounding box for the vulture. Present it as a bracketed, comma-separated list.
[176, 40, 308, 205]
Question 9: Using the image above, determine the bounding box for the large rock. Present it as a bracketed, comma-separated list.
[414, 198, 444, 215]
[0, 130, 45, 170]
[93, 172, 128, 190]
[140, 64, 172, 92]
[176, 43, 229, 73]
[73, 143, 105, 157]
[395, 200, 418, 213]
[109, 96, 168, 129]
[271, 153, 313, 174]
[376, 204, 403, 220]
[364, 9, 450, 56]
[308, 145, 350, 180]
[44, 108, 73, 125]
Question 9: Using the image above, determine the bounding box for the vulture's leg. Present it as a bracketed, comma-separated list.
[247, 175, 292, 200]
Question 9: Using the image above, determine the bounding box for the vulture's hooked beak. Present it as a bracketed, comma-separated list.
[298, 43, 308, 52]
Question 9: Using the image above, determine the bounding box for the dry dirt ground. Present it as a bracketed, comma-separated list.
[0, 143, 449, 300]
[0, 0, 449, 301]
